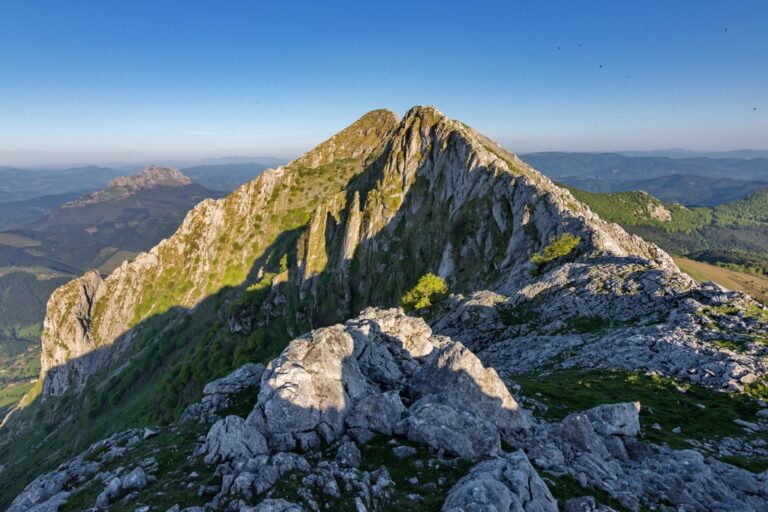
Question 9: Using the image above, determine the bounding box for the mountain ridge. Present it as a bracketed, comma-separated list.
[2, 106, 767, 511]
[38, 106, 675, 397]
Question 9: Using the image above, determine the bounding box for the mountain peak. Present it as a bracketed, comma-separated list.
[111, 165, 192, 189]
[292, 109, 399, 169]
[63, 166, 194, 207]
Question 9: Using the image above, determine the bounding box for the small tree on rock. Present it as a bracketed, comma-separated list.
[400, 273, 449, 312]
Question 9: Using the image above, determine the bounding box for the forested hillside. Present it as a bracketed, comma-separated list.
[567, 186, 768, 277]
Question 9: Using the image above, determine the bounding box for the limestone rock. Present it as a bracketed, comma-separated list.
[247, 499, 304, 512]
[335, 441, 362, 468]
[181, 363, 264, 423]
[410, 341, 529, 436]
[400, 397, 501, 460]
[344, 391, 406, 435]
[243, 308, 524, 456]
[442, 450, 557, 511]
[584, 402, 641, 437]
[197, 415, 269, 464]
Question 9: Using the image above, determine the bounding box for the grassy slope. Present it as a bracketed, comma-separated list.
[513, 369, 766, 472]
[566, 185, 768, 282]
[674, 257, 768, 304]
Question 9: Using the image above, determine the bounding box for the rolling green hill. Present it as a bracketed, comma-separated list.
[567, 185, 768, 283]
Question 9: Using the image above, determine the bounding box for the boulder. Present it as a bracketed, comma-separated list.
[584, 402, 641, 437]
[335, 441, 362, 468]
[399, 397, 500, 460]
[345, 391, 407, 435]
[410, 341, 529, 435]
[121, 467, 148, 492]
[442, 450, 557, 511]
[203, 363, 265, 396]
[197, 415, 269, 464]
[181, 363, 265, 423]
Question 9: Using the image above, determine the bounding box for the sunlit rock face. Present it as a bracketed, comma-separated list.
[243, 308, 529, 457]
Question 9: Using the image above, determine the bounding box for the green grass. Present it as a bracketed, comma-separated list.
[62, 423, 216, 512]
[565, 185, 768, 288]
[714, 339, 745, 352]
[566, 316, 609, 333]
[0, 381, 35, 417]
[359, 436, 472, 510]
[499, 302, 538, 326]
[512, 369, 764, 470]
[565, 187, 711, 232]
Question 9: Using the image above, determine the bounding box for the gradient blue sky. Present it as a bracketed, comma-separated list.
[1, 0, 766, 166]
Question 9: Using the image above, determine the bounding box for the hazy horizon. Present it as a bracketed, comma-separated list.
[5, 144, 768, 171]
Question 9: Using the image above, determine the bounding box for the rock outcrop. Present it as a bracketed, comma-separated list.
[241, 308, 528, 457]
[442, 450, 558, 512]
[14, 309, 767, 511]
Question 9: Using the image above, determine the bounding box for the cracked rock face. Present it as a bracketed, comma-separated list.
[442, 450, 558, 512]
[243, 308, 528, 456]
[197, 415, 269, 464]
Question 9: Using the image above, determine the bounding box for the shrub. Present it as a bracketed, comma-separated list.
[530, 233, 581, 266]
[400, 273, 448, 311]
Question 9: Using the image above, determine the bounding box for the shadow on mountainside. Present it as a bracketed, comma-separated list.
[3, 110, 757, 507]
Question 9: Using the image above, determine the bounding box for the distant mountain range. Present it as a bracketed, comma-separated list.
[0, 161, 277, 230]
[615, 149, 768, 159]
[521, 151, 768, 206]
[0, 166, 123, 203]
[0, 166, 222, 407]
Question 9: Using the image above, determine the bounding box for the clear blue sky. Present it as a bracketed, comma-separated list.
[0, 0, 766, 166]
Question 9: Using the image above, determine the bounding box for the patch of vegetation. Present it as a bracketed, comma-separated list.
[230, 272, 276, 313]
[714, 339, 745, 352]
[744, 378, 768, 401]
[499, 302, 538, 326]
[266, 435, 473, 511]
[566, 316, 608, 333]
[512, 368, 763, 467]
[359, 436, 473, 510]
[530, 233, 581, 266]
[566, 185, 768, 297]
[400, 273, 449, 312]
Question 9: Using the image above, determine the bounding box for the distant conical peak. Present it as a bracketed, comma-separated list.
[62, 166, 194, 208]
[109, 165, 192, 189]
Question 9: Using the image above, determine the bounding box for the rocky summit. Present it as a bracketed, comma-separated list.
[62, 165, 194, 207]
[2, 107, 768, 511]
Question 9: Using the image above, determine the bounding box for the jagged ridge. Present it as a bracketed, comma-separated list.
[40, 106, 686, 397]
